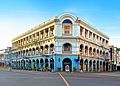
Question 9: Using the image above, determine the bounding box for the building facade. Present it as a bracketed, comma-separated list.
[4, 47, 12, 66]
[0, 49, 6, 67]
[109, 45, 120, 71]
[11, 13, 110, 72]
[109, 45, 116, 71]
[117, 50, 120, 71]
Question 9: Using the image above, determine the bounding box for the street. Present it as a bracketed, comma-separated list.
[0, 70, 120, 86]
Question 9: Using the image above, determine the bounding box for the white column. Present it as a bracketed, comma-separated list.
[39, 31, 41, 40]
[92, 48, 93, 57]
[48, 28, 50, 37]
[44, 30, 46, 38]
[88, 31, 89, 38]
[88, 46, 89, 56]
[48, 46, 50, 54]
[83, 44, 85, 56]
[83, 28, 85, 37]
[91, 32, 93, 39]
[91, 60, 94, 72]
[88, 60, 90, 72]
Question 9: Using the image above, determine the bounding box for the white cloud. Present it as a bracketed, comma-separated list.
[109, 36, 120, 47]
[0, 17, 43, 49]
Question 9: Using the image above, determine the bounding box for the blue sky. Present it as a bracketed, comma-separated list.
[0, 0, 120, 49]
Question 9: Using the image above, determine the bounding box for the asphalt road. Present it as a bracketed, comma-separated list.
[0, 70, 120, 86]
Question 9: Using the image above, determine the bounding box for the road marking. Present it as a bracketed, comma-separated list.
[58, 72, 70, 86]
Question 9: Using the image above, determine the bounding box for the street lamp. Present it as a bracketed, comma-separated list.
[1, 58, 4, 67]
[8, 53, 12, 71]
[78, 51, 83, 72]
[50, 51, 54, 72]
[77, 51, 80, 71]
[115, 48, 119, 71]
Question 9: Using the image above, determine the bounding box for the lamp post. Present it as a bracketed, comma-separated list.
[81, 52, 83, 72]
[116, 48, 118, 71]
[78, 51, 83, 72]
[1, 58, 4, 68]
[109, 47, 113, 71]
[8, 53, 12, 71]
[77, 52, 80, 71]
[51, 51, 54, 72]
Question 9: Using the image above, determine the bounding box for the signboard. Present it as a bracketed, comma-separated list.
[110, 48, 112, 60]
[65, 65, 70, 72]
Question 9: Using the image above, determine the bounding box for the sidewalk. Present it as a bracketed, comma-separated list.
[0, 66, 9, 71]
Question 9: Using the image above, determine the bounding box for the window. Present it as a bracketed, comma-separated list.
[102, 39, 105, 44]
[36, 32, 39, 36]
[29, 35, 32, 42]
[80, 26, 84, 36]
[89, 32, 92, 38]
[40, 31, 43, 39]
[106, 40, 108, 45]
[64, 44, 70, 51]
[45, 29, 48, 37]
[100, 37, 101, 42]
[85, 29, 88, 38]
[97, 35, 98, 40]
[64, 25, 70, 34]
[63, 43, 72, 52]
[93, 34, 95, 39]
[62, 19, 72, 35]
[50, 25, 54, 36]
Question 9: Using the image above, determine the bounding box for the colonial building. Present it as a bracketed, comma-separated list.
[11, 13, 110, 72]
[109, 45, 120, 71]
[117, 50, 120, 71]
[0, 49, 6, 67]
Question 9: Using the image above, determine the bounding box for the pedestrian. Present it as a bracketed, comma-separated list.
[8, 62, 12, 71]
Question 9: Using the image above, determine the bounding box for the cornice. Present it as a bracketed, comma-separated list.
[12, 13, 109, 43]
[12, 18, 56, 42]
[78, 19, 109, 39]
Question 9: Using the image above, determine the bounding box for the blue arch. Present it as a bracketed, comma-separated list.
[62, 19, 72, 24]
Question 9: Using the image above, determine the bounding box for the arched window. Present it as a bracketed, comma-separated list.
[62, 19, 73, 35]
[80, 44, 84, 53]
[63, 43, 72, 53]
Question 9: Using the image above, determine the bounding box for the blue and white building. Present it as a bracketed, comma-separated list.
[11, 13, 110, 72]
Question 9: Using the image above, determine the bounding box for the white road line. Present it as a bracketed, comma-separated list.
[58, 72, 70, 86]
